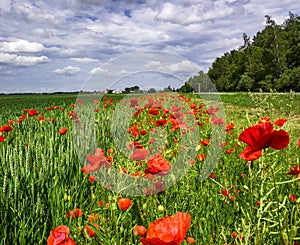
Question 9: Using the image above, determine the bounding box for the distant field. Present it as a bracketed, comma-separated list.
[0, 92, 299, 244]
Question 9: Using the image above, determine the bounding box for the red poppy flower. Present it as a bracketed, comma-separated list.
[231, 232, 237, 239]
[28, 109, 39, 117]
[0, 125, 13, 132]
[238, 122, 289, 161]
[186, 237, 196, 244]
[145, 154, 171, 177]
[211, 116, 225, 126]
[0, 136, 6, 142]
[140, 129, 147, 135]
[58, 127, 68, 135]
[88, 213, 99, 223]
[274, 118, 287, 127]
[83, 148, 110, 173]
[84, 224, 100, 238]
[140, 212, 191, 245]
[155, 119, 167, 127]
[128, 125, 139, 137]
[38, 115, 45, 121]
[197, 153, 206, 161]
[221, 189, 230, 197]
[66, 208, 83, 218]
[154, 180, 165, 193]
[130, 148, 148, 161]
[200, 139, 210, 146]
[209, 173, 216, 179]
[229, 195, 236, 202]
[225, 123, 235, 132]
[133, 225, 147, 236]
[8, 119, 14, 124]
[118, 197, 132, 211]
[88, 175, 96, 182]
[148, 108, 160, 115]
[130, 99, 139, 107]
[289, 194, 296, 202]
[286, 164, 300, 177]
[47, 225, 76, 245]
[298, 140, 300, 148]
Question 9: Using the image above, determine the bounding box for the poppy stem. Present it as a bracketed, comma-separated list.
[275, 177, 300, 185]
[209, 178, 226, 189]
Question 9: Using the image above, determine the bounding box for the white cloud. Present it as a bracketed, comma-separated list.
[54, 66, 81, 75]
[160, 60, 200, 73]
[0, 39, 45, 53]
[59, 48, 79, 57]
[90, 67, 108, 75]
[70, 57, 99, 62]
[0, 53, 51, 66]
[155, 1, 242, 25]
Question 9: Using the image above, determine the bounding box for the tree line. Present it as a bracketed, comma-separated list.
[189, 12, 300, 92]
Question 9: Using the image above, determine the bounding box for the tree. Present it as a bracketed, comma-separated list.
[207, 12, 300, 92]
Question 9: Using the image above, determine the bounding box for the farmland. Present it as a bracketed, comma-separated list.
[0, 92, 299, 245]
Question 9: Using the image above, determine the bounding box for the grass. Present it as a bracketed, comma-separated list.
[0, 92, 299, 244]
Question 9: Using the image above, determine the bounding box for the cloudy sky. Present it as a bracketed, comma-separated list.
[0, 0, 298, 93]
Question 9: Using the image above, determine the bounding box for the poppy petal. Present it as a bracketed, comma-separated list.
[238, 122, 273, 146]
[270, 130, 290, 150]
[238, 146, 262, 161]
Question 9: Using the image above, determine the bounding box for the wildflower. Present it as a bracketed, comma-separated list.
[209, 173, 216, 179]
[66, 208, 83, 219]
[148, 108, 160, 115]
[0, 125, 13, 132]
[274, 118, 287, 127]
[197, 153, 206, 161]
[155, 119, 167, 127]
[88, 175, 96, 182]
[84, 224, 100, 238]
[231, 232, 237, 239]
[238, 121, 289, 161]
[129, 148, 148, 161]
[200, 139, 210, 146]
[118, 197, 132, 211]
[133, 226, 147, 236]
[145, 154, 171, 177]
[289, 194, 296, 202]
[130, 99, 139, 107]
[47, 225, 76, 245]
[154, 181, 165, 193]
[229, 196, 236, 202]
[140, 129, 147, 135]
[140, 212, 191, 245]
[186, 237, 196, 244]
[88, 213, 99, 223]
[58, 127, 68, 135]
[286, 164, 300, 177]
[83, 148, 110, 173]
[222, 189, 230, 197]
[0, 136, 5, 142]
[28, 109, 39, 117]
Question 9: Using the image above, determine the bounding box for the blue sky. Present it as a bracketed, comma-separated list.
[0, 0, 298, 93]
